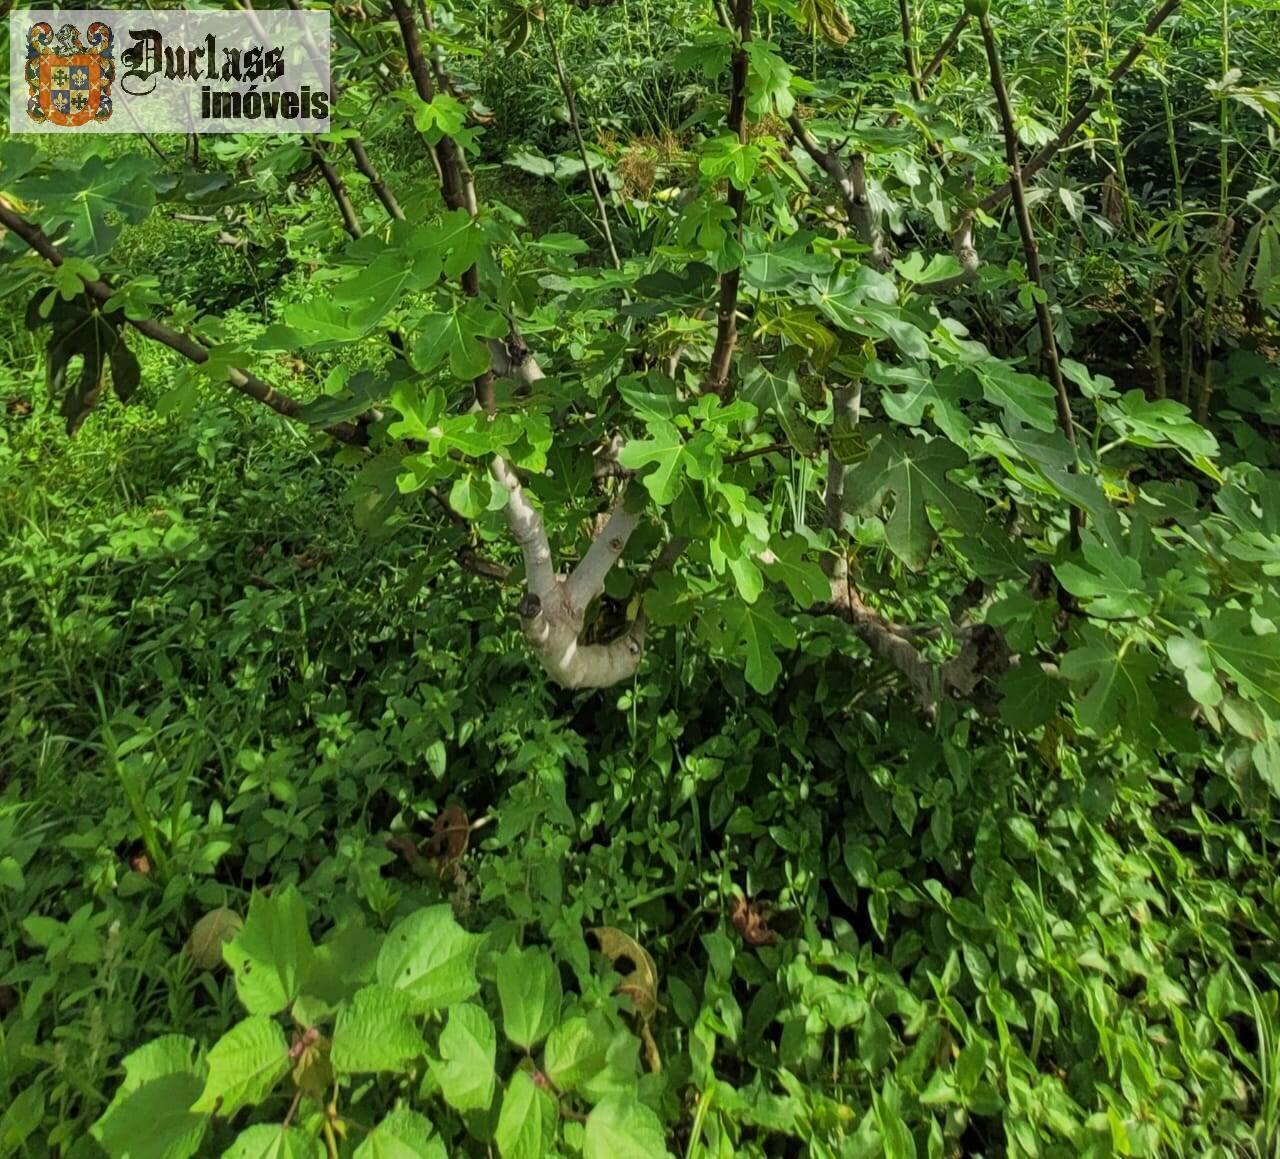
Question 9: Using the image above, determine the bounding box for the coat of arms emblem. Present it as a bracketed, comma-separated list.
[26, 21, 115, 127]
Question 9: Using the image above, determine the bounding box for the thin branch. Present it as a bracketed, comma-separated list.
[704, 0, 753, 395]
[0, 198, 368, 446]
[312, 145, 364, 238]
[346, 139, 405, 221]
[978, 0, 1182, 212]
[543, 13, 621, 269]
[979, 14, 1081, 548]
[897, 0, 924, 103]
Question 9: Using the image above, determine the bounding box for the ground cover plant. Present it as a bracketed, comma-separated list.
[1, 0, 1279, 1154]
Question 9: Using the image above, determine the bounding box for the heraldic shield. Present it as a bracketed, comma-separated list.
[26, 22, 115, 127]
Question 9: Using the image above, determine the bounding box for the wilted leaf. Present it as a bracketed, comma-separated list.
[589, 927, 658, 1021]
[186, 907, 243, 971]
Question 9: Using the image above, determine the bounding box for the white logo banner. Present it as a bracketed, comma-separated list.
[10, 9, 331, 134]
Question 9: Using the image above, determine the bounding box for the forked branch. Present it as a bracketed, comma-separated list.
[490, 458, 648, 688]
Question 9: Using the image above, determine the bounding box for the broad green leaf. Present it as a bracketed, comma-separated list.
[743, 41, 795, 119]
[1200, 610, 1280, 713]
[875, 362, 973, 442]
[808, 269, 923, 361]
[699, 136, 762, 191]
[355, 1109, 447, 1159]
[376, 906, 483, 1015]
[223, 886, 314, 1016]
[544, 1013, 615, 1093]
[16, 154, 156, 254]
[282, 299, 373, 344]
[331, 985, 423, 1074]
[424, 208, 487, 279]
[1103, 391, 1219, 460]
[92, 1037, 207, 1159]
[1055, 537, 1154, 620]
[388, 383, 446, 442]
[449, 474, 492, 520]
[1060, 630, 1158, 734]
[997, 665, 1065, 731]
[740, 232, 832, 292]
[413, 94, 467, 141]
[191, 1016, 290, 1118]
[617, 422, 694, 505]
[717, 595, 797, 694]
[494, 1070, 557, 1159]
[1166, 634, 1222, 709]
[763, 534, 831, 607]
[223, 1125, 324, 1159]
[430, 1003, 496, 1113]
[971, 361, 1059, 433]
[843, 432, 984, 569]
[583, 1095, 672, 1159]
[411, 303, 508, 382]
[739, 352, 819, 454]
[496, 945, 561, 1050]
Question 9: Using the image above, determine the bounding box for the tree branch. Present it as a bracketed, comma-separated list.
[704, 0, 753, 395]
[565, 491, 644, 611]
[543, 13, 621, 269]
[346, 139, 405, 221]
[489, 458, 647, 689]
[0, 198, 368, 446]
[978, 0, 1182, 212]
[979, 14, 1081, 549]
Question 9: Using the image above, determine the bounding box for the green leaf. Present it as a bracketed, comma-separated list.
[413, 94, 467, 141]
[496, 945, 561, 1050]
[223, 1125, 325, 1159]
[544, 1013, 615, 1093]
[355, 1109, 447, 1159]
[191, 1016, 290, 1118]
[449, 474, 493, 520]
[1103, 391, 1219, 460]
[376, 906, 483, 1015]
[1167, 632, 1224, 709]
[331, 985, 423, 1074]
[223, 886, 315, 1016]
[743, 41, 795, 119]
[972, 360, 1059, 433]
[843, 432, 984, 570]
[583, 1095, 672, 1159]
[430, 1003, 496, 1113]
[91, 1037, 207, 1159]
[740, 232, 832, 292]
[411, 303, 508, 382]
[739, 352, 819, 454]
[997, 665, 1065, 730]
[494, 1070, 557, 1159]
[808, 269, 928, 360]
[1060, 630, 1158, 734]
[1054, 537, 1154, 620]
[426, 208, 487, 279]
[699, 136, 762, 191]
[763, 534, 831, 607]
[617, 422, 694, 505]
[718, 595, 797, 694]
[16, 154, 156, 254]
[1199, 610, 1280, 714]
[388, 383, 446, 443]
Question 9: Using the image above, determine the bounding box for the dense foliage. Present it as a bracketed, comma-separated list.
[2, 0, 1279, 1155]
